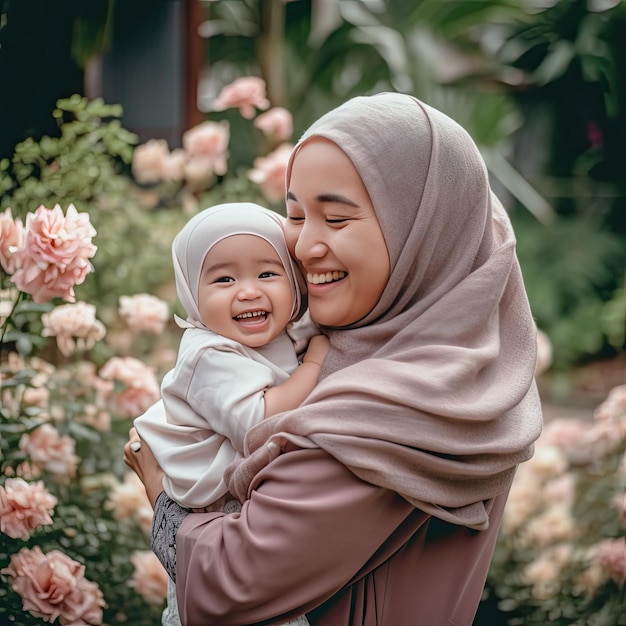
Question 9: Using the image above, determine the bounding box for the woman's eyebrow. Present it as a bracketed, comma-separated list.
[286, 190, 358, 207]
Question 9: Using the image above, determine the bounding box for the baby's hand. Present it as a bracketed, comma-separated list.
[303, 334, 330, 367]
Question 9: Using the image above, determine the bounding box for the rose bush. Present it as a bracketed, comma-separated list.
[485, 385, 626, 625]
[0, 203, 174, 623]
[0, 79, 295, 624]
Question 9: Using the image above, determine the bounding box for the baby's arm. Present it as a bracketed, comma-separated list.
[263, 334, 329, 418]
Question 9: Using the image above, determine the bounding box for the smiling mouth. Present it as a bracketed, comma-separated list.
[307, 271, 346, 285]
[234, 310, 268, 320]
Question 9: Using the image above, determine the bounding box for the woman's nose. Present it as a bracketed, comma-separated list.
[294, 221, 327, 262]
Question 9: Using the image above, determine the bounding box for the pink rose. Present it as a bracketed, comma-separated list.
[248, 143, 294, 202]
[0, 288, 18, 324]
[535, 329, 552, 376]
[212, 76, 270, 119]
[11, 204, 97, 303]
[522, 545, 571, 601]
[22, 385, 50, 408]
[612, 491, 626, 523]
[594, 537, 626, 584]
[183, 121, 230, 177]
[128, 550, 168, 605]
[594, 384, 626, 423]
[41, 302, 106, 356]
[106, 471, 152, 521]
[542, 472, 576, 508]
[254, 107, 293, 141]
[0, 207, 25, 274]
[162, 149, 187, 183]
[118, 293, 169, 334]
[540, 417, 589, 451]
[14, 462, 43, 480]
[98, 356, 160, 418]
[1, 547, 105, 625]
[132, 139, 186, 185]
[19, 423, 80, 478]
[132, 139, 170, 184]
[0, 478, 57, 540]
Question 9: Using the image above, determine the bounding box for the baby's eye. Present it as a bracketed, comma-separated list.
[259, 272, 278, 279]
[213, 276, 234, 284]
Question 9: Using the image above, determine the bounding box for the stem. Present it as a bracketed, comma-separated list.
[0, 289, 25, 347]
[258, 0, 285, 106]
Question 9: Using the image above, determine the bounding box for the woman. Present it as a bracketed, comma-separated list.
[125, 92, 543, 625]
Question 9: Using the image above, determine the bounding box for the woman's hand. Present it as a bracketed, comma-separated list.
[123, 427, 165, 508]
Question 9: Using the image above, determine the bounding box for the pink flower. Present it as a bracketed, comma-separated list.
[162, 149, 187, 182]
[41, 302, 106, 356]
[535, 329, 552, 376]
[106, 472, 152, 521]
[13, 463, 42, 480]
[1, 546, 105, 625]
[212, 76, 270, 119]
[612, 492, 626, 524]
[0, 288, 18, 324]
[128, 550, 169, 605]
[248, 143, 294, 202]
[0, 478, 57, 540]
[182, 121, 229, 177]
[11, 204, 97, 303]
[98, 356, 160, 418]
[254, 107, 293, 141]
[22, 385, 50, 408]
[522, 503, 578, 548]
[540, 418, 589, 451]
[132, 139, 186, 185]
[594, 384, 626, 423]
[0, 207, 25, 274]
[19, 423, 80, 478]
[118, 293, 169, 334]
[132, 139, 170, 184]
[526, 443, 568, 479]
[542, 472, 576, 508]
[594, 537, 626, 584]
[522, 545, 571, 600]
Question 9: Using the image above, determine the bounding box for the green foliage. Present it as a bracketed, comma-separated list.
[1, 94, 137, 216]
[0, 95, 190, 330]
[513, 210, 625, 369]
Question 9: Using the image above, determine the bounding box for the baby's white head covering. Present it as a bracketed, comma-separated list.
[172, 202, 305, 328]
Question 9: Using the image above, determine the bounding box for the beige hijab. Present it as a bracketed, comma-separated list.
[227, 93, 543, 530]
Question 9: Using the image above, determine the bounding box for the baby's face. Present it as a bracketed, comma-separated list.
[197, 234, 294, 348]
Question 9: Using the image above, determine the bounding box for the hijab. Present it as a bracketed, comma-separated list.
[172, 202, 306, 328]
[227, 93, 543, 530]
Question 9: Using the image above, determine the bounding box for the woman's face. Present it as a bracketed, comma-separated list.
[285, 138, 390, 327]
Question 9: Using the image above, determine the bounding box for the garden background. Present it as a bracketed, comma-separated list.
[0, 1, 624, 625]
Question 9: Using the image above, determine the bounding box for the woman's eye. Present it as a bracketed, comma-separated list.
[326, 217, 349, 224]
[287, 215, 304, 223]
